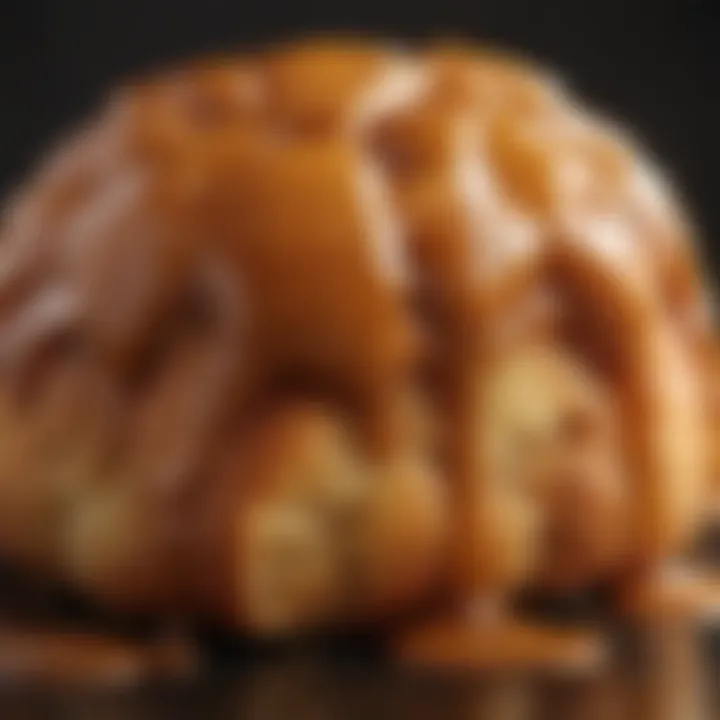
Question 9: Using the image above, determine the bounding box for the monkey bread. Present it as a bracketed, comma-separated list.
[0, 38, 716, 670]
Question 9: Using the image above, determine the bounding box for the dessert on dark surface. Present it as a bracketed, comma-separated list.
[0, 38, 716, 680]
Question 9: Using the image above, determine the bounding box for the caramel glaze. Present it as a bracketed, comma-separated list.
[0, 39, 716, 667]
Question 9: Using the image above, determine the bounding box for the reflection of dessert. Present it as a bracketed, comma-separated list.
[0, 623, 197, 685]
[0, 38, 716, 673]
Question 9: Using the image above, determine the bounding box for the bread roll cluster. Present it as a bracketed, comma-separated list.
[0, 39, 715, 664]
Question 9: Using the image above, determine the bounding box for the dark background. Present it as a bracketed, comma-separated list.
[1, 0, 719, 273]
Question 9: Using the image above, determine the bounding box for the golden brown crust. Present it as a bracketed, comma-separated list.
[0, 39, 715, 643]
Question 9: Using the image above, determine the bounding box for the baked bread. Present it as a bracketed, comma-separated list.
[0, 38, 716, 666]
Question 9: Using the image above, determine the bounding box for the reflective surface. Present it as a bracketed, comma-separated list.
[0, 625, 717, 720]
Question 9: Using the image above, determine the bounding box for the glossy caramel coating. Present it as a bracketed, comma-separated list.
[0, 39, 715, 647]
